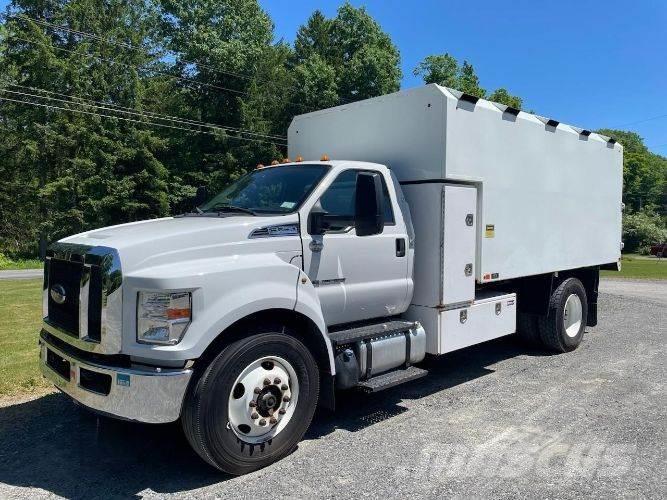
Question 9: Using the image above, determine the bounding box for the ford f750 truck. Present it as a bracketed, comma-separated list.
[39, 85, 622, 475]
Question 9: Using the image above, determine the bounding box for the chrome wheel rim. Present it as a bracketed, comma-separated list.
[227, 356, 298, 444]
[563, 294, 583, 338]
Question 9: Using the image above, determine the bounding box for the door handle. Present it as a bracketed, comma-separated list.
[396, 238, 406, 257]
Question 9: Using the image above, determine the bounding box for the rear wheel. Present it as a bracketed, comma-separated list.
[538, 278, 588, 352]
[182, 331, 319, 475]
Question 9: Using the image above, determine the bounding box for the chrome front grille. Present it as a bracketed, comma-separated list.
[42, 243, 123, 354]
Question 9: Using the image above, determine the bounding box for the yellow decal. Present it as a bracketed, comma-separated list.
[485, 224, 495, 238]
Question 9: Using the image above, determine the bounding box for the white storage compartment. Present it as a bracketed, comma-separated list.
[403, 183, 477, 308]
[440, 292, 516, 354]
[405, 291, 516, 355]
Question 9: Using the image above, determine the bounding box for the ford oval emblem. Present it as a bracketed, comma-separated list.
[50, 284, 67, 305]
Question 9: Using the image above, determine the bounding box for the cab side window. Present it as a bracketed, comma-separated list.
[319, 169, 394, 231]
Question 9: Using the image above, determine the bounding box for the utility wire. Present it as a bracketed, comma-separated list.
[0, 95, 287, 146]
[8, 13, 355, 106]
[9, 35, 247, 96]
[0, 87, 288, 143]
[9, 13, 256, 81]
[8, 34, 320, 112]
[7, 83, 286, 140]
[616, 114, 667, 128]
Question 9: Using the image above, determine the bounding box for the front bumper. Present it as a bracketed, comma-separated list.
[39, 333, 193, 423]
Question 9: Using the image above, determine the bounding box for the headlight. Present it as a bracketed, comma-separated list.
[137, 291, 192, 345]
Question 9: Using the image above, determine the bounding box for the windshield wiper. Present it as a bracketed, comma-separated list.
[204, 203, 257, 216]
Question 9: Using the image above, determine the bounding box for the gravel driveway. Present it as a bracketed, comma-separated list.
[0, 279, 664, 499]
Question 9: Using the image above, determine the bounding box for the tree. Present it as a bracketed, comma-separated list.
[597, 129, 666, 212]
[457, 61, 485, 98]
[488, 88, 523, 109]
[0, 0, 169, 256]
[292, 3, 401, 103]
[413, 53, 458, 87]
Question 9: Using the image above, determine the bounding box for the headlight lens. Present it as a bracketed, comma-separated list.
[137, 291, 192, 345]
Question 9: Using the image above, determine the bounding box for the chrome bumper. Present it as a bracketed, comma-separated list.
[39, 334, 193, 424]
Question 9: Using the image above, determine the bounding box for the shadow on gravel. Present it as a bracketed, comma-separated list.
[0, 336, 549, 498]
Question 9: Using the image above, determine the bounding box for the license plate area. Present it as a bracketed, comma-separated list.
[46, 348, 70, 381]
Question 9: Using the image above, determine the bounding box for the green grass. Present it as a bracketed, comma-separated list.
[0, 279, 51, 397]
[0, 257, 43, 271]
[601, 254, 667, 280]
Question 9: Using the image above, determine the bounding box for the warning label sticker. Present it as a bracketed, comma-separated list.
[485, 224, 495, 238]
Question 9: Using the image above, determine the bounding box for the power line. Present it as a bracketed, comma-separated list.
[8, 33, 320, 112]
[0, 95, 287, 146]
[616, 114, 667, 128]
[7, 83, 286, 140]
[8, 13, 355, 106]
[0, 87, 288, 143]
[8, 34, 247, 97]
[9, 13, 256, 82]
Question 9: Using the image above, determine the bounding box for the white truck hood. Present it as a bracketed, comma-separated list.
[60, 215, 301, 273]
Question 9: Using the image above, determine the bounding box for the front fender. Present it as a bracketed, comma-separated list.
[123, 253, 299, 360]
[122, 254, 335, 375]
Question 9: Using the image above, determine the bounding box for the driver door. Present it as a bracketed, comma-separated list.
[301, 168, 410, 326]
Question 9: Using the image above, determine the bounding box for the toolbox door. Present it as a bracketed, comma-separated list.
[442, 185, 477, 306]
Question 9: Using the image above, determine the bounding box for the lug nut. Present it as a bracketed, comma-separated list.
[274, 377, 281, 384]
[263, 378, 271, 386]
[278, 408, 286, 415]
[259, 419, 267, 426]
[254, 387, 261, 394]
[251, 412, 259, 420]
[281, 384, 288, 391]
[282, 395, 290, 402]
[268, 408, 274, 415]
[249, 401, 257, 408]
[269, 417, 277, 424]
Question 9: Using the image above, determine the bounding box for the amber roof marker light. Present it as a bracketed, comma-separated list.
[320, 154, 330, 161]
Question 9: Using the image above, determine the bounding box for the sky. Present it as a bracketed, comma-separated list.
[259, 0, 666, 155]
[1, 0, 665, 154]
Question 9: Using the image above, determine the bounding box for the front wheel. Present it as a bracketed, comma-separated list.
[538, 277, 588, 352]
[182, 331, 320, 475]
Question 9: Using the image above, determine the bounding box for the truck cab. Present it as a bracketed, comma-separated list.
[39, 84, 622, 475]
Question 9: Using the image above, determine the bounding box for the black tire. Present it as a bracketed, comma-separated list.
[182, 331, 319, 475]
[516, 312, 541, 345]
[538, 277, 588, 353]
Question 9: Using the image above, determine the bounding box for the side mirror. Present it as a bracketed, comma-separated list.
[194, 186, 208, 208]
[308, 202, 328, 235]
[355, 172, 384, 236]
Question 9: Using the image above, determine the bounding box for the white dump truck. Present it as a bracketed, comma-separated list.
[39, 84, 623, 474]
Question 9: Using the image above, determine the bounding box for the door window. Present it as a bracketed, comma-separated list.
[318, 170, 394, 231]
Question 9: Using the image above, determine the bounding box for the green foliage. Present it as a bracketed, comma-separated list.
[597, 129, 666, 212]
[487, 88, 523, 109]
[622, 208, 667, 254]
[293, 2, 401, 104]
[414, 53, 519, 105]
[413, 53, 458, 87]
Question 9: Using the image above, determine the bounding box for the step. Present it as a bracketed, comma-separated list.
[356, 366, 428, 393]
[328, 319, 416, 346]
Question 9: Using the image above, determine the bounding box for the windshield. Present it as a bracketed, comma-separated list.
[200, 164, 329, 215]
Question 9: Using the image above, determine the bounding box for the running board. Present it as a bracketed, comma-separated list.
[356, 366, 428, 393]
